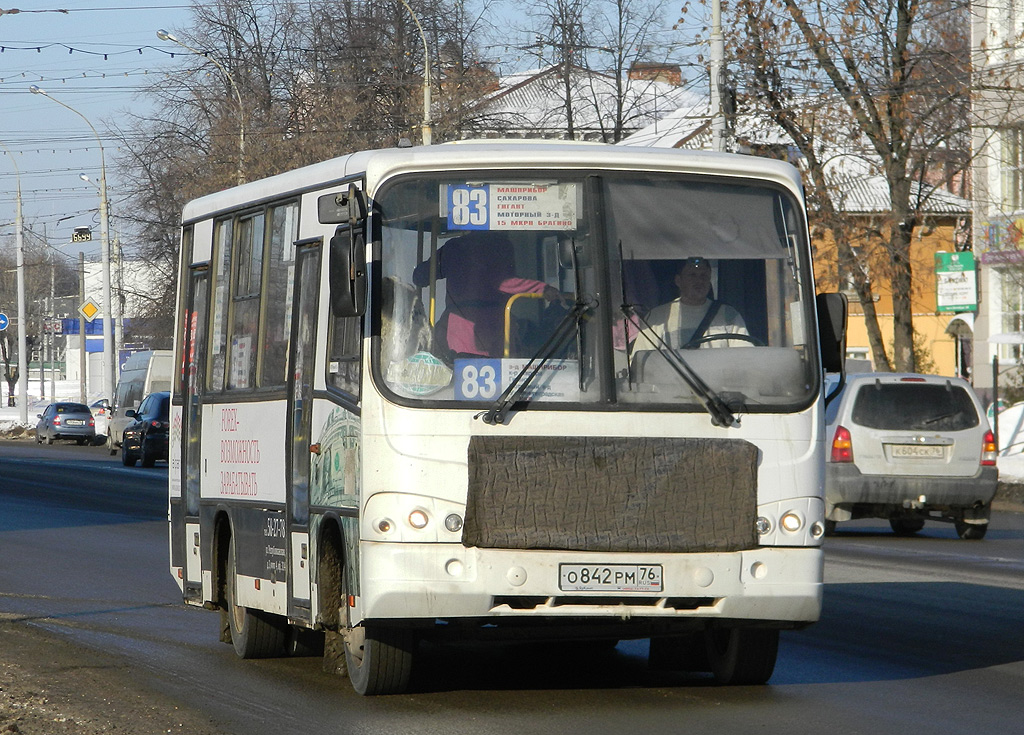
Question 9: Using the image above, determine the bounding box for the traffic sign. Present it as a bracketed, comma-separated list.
[79, 298, 100, 322]
[0, 312, 8, 331]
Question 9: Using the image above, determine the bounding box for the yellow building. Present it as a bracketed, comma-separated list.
[810, 177, 973, 378]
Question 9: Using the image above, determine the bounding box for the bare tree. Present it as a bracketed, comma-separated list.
[727, 0, 972, 371]
[112, 0, 496, 339]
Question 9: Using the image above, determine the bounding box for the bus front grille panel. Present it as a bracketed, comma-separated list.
[464, 436, 758, 553]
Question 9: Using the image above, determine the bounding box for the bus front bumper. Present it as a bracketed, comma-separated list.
[356, 543, 823, 626]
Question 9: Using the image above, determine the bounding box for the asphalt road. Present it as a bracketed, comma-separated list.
[1, 439, 1022, 735]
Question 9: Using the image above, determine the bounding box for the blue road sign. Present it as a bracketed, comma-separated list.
[0, 312, 9, 331]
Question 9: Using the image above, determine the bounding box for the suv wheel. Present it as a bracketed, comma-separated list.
[889, 518, 925, 536]
[955, 520, 988, 540]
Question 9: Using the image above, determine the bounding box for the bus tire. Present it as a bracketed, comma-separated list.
[344, 624, 415, 695]
[649, 633, 709, 672]
[705, 626, 778, 685]
[226, 536, 288, 659]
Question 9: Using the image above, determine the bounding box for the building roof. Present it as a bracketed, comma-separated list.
[619, 105, 971, 216]
[472, 64, 702, 140]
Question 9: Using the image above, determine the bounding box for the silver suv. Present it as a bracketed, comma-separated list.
[824, 373, 998, 539]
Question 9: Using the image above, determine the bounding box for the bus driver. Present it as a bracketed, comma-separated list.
[633, 257, 748, 350]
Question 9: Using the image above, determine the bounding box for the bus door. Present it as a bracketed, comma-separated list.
[180, 266, 209, 602]
[286, 240, 321, 616]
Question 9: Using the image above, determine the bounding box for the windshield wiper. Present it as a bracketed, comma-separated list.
[626, 306, 739, 428]
[477, 298, 593, 425]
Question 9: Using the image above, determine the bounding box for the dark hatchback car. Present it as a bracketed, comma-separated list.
[35, 402, 96, 445]
[121, 391, 170, 467]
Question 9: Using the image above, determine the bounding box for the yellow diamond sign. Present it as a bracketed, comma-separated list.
[79, 298, 100, 322]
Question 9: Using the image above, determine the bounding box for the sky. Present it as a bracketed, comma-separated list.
[0, 2, 194, 267]
[0, 1, 700, 274]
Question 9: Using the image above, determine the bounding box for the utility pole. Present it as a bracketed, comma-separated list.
[0, 141, 30, 422]
[79, 252, 87, 404]
[710, 0, 727, 152]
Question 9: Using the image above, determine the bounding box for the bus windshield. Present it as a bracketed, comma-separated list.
[376, 171, 818, 413]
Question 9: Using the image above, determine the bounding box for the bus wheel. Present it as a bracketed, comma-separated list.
[226, 536, 287, 658]
[705, 626, 778, 685]
[344, 624, 415, 695]
[649, 633, 709, 672]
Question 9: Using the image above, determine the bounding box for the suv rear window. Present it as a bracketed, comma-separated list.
[851, 383, 979, 431]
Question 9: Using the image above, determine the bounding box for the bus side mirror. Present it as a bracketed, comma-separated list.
[329, 183, 368, 317]
[330, 224, 366, 317]
[816, 291, 848, 373]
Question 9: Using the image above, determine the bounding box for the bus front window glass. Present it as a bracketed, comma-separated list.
[375, 173, 816, 412]
[377, 177, 585, 404]
[607, 177, 816, 408]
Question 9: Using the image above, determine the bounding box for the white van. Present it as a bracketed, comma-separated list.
[106, 350, 173, 453]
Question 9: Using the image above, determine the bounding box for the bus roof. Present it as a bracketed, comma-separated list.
[180, 139, 804, 225]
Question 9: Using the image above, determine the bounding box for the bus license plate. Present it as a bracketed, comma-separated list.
[559, 564, 663, 592]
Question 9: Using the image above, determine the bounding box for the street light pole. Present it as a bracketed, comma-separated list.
[157, 29, 247, 184]
[29, 85, 116, 406]
[81, 173, 122, 368]
[397, 1, 432, 146]
[0, 139, 28, 422]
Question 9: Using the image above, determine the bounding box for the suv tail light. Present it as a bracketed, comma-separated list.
[831, 425, 853, 463]
[981, 430, 997, 466]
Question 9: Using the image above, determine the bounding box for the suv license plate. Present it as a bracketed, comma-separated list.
[890, 444, 943, 459]
[559, 564, 663, 592]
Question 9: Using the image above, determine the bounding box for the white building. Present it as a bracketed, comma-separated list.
[970, 1, 1024, 401]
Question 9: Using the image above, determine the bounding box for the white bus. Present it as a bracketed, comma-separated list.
[168, 140, 847, 695]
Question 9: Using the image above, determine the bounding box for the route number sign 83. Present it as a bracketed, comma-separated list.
[455, 359, 502, 400]
[447, 185, 489, 230]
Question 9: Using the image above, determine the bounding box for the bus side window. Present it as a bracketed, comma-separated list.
[209, 218, 233, 392]
[259, 202, 299, 387]
[228, 212, 265, 390]
[328, 313, 361, 397]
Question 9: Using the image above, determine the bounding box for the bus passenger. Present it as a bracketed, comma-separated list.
[412, 232, 563, 359]
[633, 257, 748, 350]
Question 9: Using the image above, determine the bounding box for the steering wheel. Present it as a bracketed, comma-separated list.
[684, 332, 764, 348]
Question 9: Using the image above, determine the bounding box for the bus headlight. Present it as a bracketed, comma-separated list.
[364, 493, 467, 542]
[780, 512, 803, 533]
[755, 516, 772, 535]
